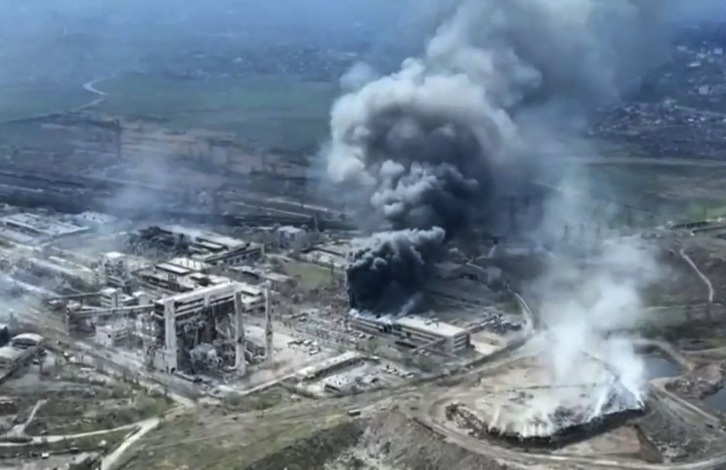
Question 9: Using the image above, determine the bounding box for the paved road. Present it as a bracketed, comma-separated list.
[82, 78, 108, 97]
[18, 399, 45, 436]
[0, 421, 139, 447]
[680, 248, 714, 303]
[74, 76, 113, 111]
[101, 400, 194, 470]
[101, 417, 161, 470]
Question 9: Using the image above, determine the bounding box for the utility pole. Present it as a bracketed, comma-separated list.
[115, 119, 122, 160]
[626, 206, 633, 227]
[508, 196, 517, 234]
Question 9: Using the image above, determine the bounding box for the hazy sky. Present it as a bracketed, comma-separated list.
[0, 0, 426, 86]
[1, 0, 726, 89]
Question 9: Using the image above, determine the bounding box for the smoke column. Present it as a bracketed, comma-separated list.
[514, 236, 662, 432]
[327, 0, 680, 314]
[346, 227, 445, 313]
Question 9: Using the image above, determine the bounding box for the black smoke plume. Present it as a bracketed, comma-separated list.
[346, 227, 445, 313]
[328, 0, 683, 314]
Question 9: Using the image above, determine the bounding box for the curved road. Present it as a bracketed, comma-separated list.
[99, 402, 193, 469]
[407, 333, 726, 470]
[0, 420, 139, 447]
[414, 393, 726, 470]
[82, 78, 108, 97]
[74, 76, 113, 111]
[680, 248, 714, 303]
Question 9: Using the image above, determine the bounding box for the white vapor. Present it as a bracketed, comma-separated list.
[339, 61, 380, 92]
[326, 0, 691, 414]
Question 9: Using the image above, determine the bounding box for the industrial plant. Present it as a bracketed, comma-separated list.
[4, 1, 726, 470]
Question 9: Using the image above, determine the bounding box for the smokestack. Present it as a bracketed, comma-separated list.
[264, 288, 273, 361]
[508, 196, 517, 234]
[233, 290, 246, 376]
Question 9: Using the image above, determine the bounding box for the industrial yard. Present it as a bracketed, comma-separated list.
[5, 2, 726, 470]
[0, 174, 723, 469]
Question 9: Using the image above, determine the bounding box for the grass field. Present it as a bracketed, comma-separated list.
[96, 73, 338, 151]
[26, 395, 174, 436]
[278, 258, 335, 290]
[119, 399, 354, 470]
[0, 82, 92, 122]
[572, 159, 726, 223]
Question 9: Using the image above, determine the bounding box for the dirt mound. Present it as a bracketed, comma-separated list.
[327, 409, 512, 470]
[245, 420, 364, 470]
[634, 400, 710, 462]
[666, 362, 724, 399]
[245, 409, 512, 470]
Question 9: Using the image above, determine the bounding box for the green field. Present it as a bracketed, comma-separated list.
[0, 82, 92, 122]
[278, 258, 335, 290]
[568, 159, 726, 223]
[96, 73, 339, 151]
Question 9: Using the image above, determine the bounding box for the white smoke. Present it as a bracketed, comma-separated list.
[524, 228, 662, 426]
[339, 61, 380, 92]
[327, 0, 679, 408]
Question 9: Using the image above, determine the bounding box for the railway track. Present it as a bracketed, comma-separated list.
[0, 169, 356, 230]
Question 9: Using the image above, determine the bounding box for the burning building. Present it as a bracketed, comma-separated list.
[327, 0, 675, 316]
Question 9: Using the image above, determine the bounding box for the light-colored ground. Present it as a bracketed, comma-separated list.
[0, 452, 98, 470]
[227, 323, 340, 393]
[554, 427, 642, 457]
[301, 358, 413, 397]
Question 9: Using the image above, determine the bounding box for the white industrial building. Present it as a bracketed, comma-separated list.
[155, 225, 264, 265]
[224, 266, 295, 291]
[137, 256, 233, 293]
[149, 282, 268, 374]
[348, 313, 470, 354]
[96, 323, 133, 347]
[276, 226, 310, 252]
[100, 252, 134, 291]
[0, 213, 87, 241]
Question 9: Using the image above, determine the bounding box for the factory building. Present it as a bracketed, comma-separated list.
[223, 266, 295, 291]
[20, 256, 96, 287]
[0, 212, 88, 242]
[11, 333, 44, 350]
[0, 334, 44, 383]
[276, 225, 311, 252]
[129, 225, 263, 266]
[155, 225, 264, 265]
[435, 261, 502, 285]
[149, 282, 266, 373]
[348, 313, 470, 354]
[137, 256, 232, 293]
[296, 351, 365, 382]
[96, 323, 133, 347]
[201, 241, 264, 265]
[0, 347, 25, 369]
[299, 241, 349, 275]
[99, 287, 138, 309]
[73, 211, 117, 229]
[100, 252, 134, 291]
[0, 325, 9, 348]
